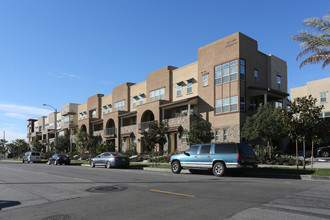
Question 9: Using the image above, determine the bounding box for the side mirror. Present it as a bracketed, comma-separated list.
[98, 156, 101, 158]
[184, 152, 190, 156]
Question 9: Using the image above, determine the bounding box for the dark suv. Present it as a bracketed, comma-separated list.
[170, 143, 256, 176]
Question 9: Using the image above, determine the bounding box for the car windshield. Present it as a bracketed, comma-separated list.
[111, 153, 126, 157]
[186, 145, 199, 155]
[57, 154, 67, 158]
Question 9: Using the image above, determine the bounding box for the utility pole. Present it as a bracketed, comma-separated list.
[43, 104, 57, 154]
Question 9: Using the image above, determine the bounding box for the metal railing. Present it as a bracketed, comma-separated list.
[104, 127, 116, 137]
[138, 121, 154, 131]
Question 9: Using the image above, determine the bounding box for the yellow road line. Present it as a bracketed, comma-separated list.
[74, 177, 91, 181]
[38, 172, 48, 174]
[150, 189, 195, 198]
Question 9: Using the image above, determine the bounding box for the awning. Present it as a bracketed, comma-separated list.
[167, 125, 183, 133]
[121, 132, 133, 138]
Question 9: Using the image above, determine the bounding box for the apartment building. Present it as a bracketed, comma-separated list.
[290, 77, 330, 120]
[27, 32, 288, 154]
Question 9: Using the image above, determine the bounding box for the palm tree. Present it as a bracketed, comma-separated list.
[291, 12, 330, 69]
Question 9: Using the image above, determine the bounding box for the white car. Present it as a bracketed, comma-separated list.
[23, 152, 41, 163]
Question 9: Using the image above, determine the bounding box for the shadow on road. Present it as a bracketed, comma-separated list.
[0, 200, 21, 211]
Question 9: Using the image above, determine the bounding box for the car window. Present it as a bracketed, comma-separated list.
[36, 153, 40, 156]
[238, 144, 255, 155]
[32, 153, 36, 156]
[215, 143, 237, 154]
[186, 145, 199, 155]
[199, 145, 211, 154]
[103, 153, 111, 157]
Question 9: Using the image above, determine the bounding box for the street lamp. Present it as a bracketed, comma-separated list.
[43, 104, 57, 154]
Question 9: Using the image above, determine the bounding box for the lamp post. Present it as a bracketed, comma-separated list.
[43, 104, 57, 154]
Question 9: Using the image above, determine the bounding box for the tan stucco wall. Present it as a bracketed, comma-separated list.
[267, 55, 287, 93]
[112, 83, 134, 112]
[101, 93, 113, 119]
[172, 62, 198, 102]
[290, 86, 307, 100]
[78, 102, 87, 119]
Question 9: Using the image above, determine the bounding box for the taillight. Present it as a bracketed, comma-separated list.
[237, 153, 241, 162]
[113, 157, 117, 160]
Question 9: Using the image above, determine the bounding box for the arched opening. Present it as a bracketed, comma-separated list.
[141, 110, 155, 122]
[81, 124, 87, 132]
[105, 119, 116, 137]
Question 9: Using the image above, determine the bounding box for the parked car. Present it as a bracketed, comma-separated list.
[22, 152, 41, 163]
[90, 152, 130, 169]
[315, 146, 330, 157]
[47, 154, 70, 165]
[170, 143, 256, 177]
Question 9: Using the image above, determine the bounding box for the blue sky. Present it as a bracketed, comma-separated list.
[0, 0, 329, 142]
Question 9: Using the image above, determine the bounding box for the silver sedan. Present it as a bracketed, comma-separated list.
[90, 152, 130, 169]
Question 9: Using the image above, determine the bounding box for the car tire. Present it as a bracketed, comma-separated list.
[213, 162, 226, 177]
[27, 160, 30, 163]
[90, 161, 95, 168]
[171, 161, 182, 174]
[106, 161, 111, 169]
[322, 151, 330, 157]
[22, 159, 25, 163]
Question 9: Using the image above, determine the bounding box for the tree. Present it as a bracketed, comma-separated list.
[291, 12, 330, 69]
[57, 135, 70, 153]
[7, 139, 30, 156]
[140, 121, 168, 165]
[284, 95, 324, 170]
[0, 139, 8, 154]
[96, 141, 116, 155]
[86, 135, 102, 156]
[186, 119, 214, 146]
[31, 137, 44, 152]
[241, 103, 287, 158]
[75, 128, 88, 153]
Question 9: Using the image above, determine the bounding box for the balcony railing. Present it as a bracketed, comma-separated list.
[104, 127, 116, 137]
[139, 121, 154, 131]
[93, 130, 103, 137]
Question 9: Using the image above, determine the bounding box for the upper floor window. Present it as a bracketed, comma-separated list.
[277, 75, 281, 89]
[150, 88, 165, 101]
[187, 81, 193, 94]
[215, 96, 239, 115]
[114, 100, 125, 111]
[320, 92, 327, 103]
[215, 60, 238, 85]
[90, 110, 96, 118]
[107, 104, 111, 113]
[240, 59, 245, 80]
[140, 95, 144, 105]
[103, 106, 107, 114]
[79, 113, 83, 120]
[64, 115, 69, 124]
[203, 74, 208, 86]
[132, 97, 137, 109]
[254, 69, 258, 82]
[240, 96, 245, 111]
[177, 84, 182, 97]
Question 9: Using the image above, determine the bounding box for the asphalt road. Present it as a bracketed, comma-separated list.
[1, 161, 330, 220]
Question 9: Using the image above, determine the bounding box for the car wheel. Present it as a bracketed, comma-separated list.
[106, 161, 111, 169]
[171, 161, 181, 174]
[27, 160, 30, 163]
[90, 161, 95, 168]
[213, 162, 226, 177]
[22, 159, 25, 163]
[322, 151, 330, 157]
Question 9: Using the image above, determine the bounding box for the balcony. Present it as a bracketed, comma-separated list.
[121, 124, 136, 134]
[138, 121, 154, 131]
[104, 127, 116, 137]
[93, 130, 103, 137]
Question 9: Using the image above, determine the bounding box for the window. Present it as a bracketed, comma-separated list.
[254, 69, 258, 82]
[240, 96, 245, 111]
[223, 129, 228, 141]
[103, 106, 107, 114]
[186, 145, 199, 155]
[203, 74, 208, 86]
[275, 102, 283, 108]
[222, 68, 229, 83]
[132, 98, 137, 109]
[215, 69, 222, 85]
[107, 104, 111, 113]
[230, 65, 238, 81]
[150, 91, 155, 102]
[320, 92, 327, 103]
[90, 110, 96, 118]
[230, 96, 238, 111]
[187, 81, 192, 94]
[181, 132, 187, 143]
[140, 95, 144, 105]
[83, 112, 86, 119]
[215, 130, 220, 142]
[215, 143, 236, 154]
[199, 145, 211, 154]
[64, 115, 69, 124]
[223, 98, 230, 113]
[114, 100, 125, 111]
[240, 59, 245, 80]
[177, 84, 182, 97]
[215, 99, 222, 114]
[277, 75, 281, 89]
[150, 88, 165, 101]
[79, 113, 83, 120]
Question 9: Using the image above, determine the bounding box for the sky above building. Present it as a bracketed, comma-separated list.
[0, 0, 329, 142]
